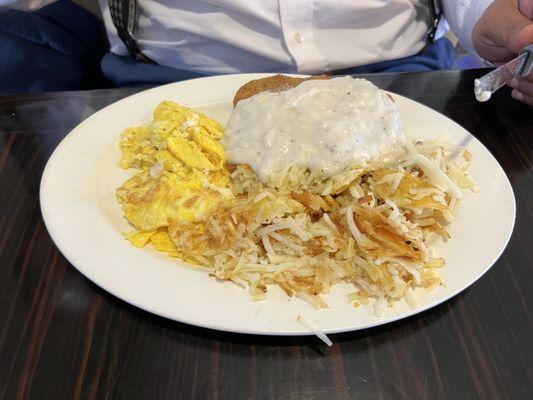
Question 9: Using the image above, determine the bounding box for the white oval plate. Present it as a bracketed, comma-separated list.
[40, 74, 515, 335]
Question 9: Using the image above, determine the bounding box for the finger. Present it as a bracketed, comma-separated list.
[511, 88, 533, 105]
[512, 22, 533, 53]
[519, 0, 533, 19]
[508, 75, 533, 94]
[519, 70, 533, 84]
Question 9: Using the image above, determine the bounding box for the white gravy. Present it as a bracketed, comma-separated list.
[224, 76, 406, 181]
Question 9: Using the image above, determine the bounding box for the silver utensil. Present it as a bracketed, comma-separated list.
[474, 44, 533, 102]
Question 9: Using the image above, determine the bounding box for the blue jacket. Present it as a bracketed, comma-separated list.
[0, 0, 108, 93]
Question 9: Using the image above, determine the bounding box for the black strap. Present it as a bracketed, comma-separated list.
[428, 0, 442, 43]
[108, 0, 156, 64]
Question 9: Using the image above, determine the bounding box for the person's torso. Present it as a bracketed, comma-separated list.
[100, 0, 434, 74]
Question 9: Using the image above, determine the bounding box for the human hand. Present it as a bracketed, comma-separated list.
[472, 0, 533, 105]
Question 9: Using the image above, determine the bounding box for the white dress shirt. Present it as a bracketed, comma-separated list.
[3, 0, 493, 74]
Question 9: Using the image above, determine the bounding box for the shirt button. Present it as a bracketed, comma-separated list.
[294, 33, 304, 43]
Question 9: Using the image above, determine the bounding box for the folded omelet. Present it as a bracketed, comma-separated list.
[116, 100, 230, 251]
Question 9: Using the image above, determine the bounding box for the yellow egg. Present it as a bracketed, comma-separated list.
[192, 129, 226, 167]
[151, 101, 198, 148]
[150, 119, 181, 149]
[119, 127, 157, 169]
[166, 136, 218, 171]
[150, 230, 177, 253]
[116, 100, 231, 246]
[198, 117, 224, 139]
[155, 149, 188, 174]
[126, 230, 157, 247]
[153, 100, 198, 124]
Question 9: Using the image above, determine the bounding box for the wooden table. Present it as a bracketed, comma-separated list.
[0, 70, 532, 400]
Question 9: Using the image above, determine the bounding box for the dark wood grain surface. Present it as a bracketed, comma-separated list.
[0, 70, 532, 400]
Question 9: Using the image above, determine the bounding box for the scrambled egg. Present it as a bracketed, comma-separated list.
[116, 101, 230, 255]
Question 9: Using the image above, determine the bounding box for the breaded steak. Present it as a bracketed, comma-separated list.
[233, 74, 330, 106]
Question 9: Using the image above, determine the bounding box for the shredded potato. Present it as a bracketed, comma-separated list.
[171, 139, 474, 310]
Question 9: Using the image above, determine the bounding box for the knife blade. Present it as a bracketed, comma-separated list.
[474, 44, 533, 102]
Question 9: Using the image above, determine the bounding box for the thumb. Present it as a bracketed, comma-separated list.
[507, 1, 533, 53]
[473, 0, 533, 61]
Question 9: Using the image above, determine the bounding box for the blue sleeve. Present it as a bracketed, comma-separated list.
[0, 0, 108, 93]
